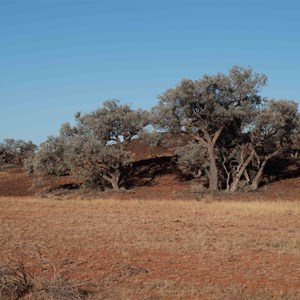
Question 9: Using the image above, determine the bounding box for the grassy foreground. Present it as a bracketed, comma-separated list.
[0, 197, 299, 299]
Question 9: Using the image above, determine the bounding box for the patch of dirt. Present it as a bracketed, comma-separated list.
[0, 165, 300, 201]
[0, 168, 33, 197]
[257, 177, 300, 201]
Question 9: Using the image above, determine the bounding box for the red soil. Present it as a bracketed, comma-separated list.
[0, 164, 299, 201]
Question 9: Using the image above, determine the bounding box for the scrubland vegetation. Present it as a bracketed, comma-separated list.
[1, 66, 300, 299]
[2, 66, 299, 195]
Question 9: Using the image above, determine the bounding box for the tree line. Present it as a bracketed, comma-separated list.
[0, 139, 37, 166]
[2, 66, 300, 193]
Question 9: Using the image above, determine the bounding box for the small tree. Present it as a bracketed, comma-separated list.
[65, 136, 131, 190]
[217, 99, 299, 192]
[249, 100, 298, 190]
[0, 139, 15, 164]
[61, 100, 149, 190]
[26, 136, 69, 176]
[0, 139, 37, 165]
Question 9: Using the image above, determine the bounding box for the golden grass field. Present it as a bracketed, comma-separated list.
[0, 196, 299, 299]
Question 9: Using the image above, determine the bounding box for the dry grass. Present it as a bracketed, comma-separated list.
[0, 244, 98, 299]
[0, 196, 299, 299]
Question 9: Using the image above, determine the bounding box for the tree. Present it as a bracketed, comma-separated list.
[60, 100, 149, 191]
[249, 100, 298, 190]
[25, 136, 69, 176]
[218, 99, 299, 191]
[153, 66, 267, 191]
[0, 139, 15, 164]
[27, 100, 148, 191]
[290, 114, 300, 158]
[64, 135, 132, 190]
[0, 138, 37, 165]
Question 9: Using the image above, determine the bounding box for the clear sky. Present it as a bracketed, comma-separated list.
[1, 0, 299, 145]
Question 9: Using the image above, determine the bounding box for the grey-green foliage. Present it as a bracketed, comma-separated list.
[153, 65, 267, 191]
[153, 66, 266, 134]
[25, 136, 69, 176]
[290, 114, 300, 157]
[23, 68, 299, 193]
[66, 100, 148, 190]
[212, 98, 299, 192]
[67, 136, 132, 190]
[0, 138, 37, 165]
[29, 100, 149, 191]
[251, 100, 298, 154]
[248, 99, 299, 190]
[75, 99, 149, 145]
[175, 142, 209, 180]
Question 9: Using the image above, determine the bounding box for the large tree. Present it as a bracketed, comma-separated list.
[153, 66, 267, 191]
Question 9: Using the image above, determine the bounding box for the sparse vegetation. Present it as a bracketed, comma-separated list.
[0, 245, 97, 300]
[0, 197, 299, 299]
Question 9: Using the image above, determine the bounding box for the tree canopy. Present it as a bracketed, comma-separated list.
[0, 138, 37, 165]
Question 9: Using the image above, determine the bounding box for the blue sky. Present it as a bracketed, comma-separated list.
[1, 0, 299, 145]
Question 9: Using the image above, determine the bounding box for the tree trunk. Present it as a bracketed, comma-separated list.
[250, 159, 267, 190]
[291, 150, 299, 158]
[230, 150, 254, 192]
[208, 145, 218, 192]
[222, 162, 231, 192]
[195, 127, 223, 193]
[110, 179, 121, 191]
[103, 173, 121, 191]
[244, 169, 251, 184]
[250, 147, 282, 191]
